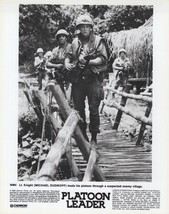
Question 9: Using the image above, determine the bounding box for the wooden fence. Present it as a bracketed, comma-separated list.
[102, 84, 152, 146]
[20, 79, 152, 181]
[22, 81, 105, 181]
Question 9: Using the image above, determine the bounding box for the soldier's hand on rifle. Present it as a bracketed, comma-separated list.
[65, 62, 74, 71]
[79, 54, 87, 65]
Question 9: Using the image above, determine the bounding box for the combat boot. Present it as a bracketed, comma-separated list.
[91, 132, 97, 144]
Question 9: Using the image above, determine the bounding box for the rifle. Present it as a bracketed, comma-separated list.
[49, 57, 64, 80]
[36, 58, 46, 74]
[78, 38, 104, 79]
[80, 53, 95, 79]
[64, 38, 106, 83]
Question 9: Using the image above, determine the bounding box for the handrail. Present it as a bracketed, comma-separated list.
[37, 111, 80, 181]
[34, 90, 81, 180]
[49, 82, 105, 181]
[104, 100, 152, 126]
[105, 86, 152, 103]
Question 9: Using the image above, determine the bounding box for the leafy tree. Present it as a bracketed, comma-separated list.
[104, 5, 153, 32]
[19, 5, 153, 66]
[83, 5, 109, 19]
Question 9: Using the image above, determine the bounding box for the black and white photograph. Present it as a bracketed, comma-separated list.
[18, 4, 153, 182]
[2, 0, 169, 212]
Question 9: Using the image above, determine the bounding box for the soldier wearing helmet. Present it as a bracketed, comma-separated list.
[34, 48, 47, 90]
[46, 29, 71, 93]
[64, 14, 108, 143]
[113, 48, 132, 90]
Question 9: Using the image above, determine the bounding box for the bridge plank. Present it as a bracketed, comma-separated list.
[72, 114, 152, 182]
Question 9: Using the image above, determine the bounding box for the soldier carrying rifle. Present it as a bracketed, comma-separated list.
[113, 48, 132, 90]
[64, 14, 108, 144]
[46, 29, 71, 94]
[34, 48, 47, 90]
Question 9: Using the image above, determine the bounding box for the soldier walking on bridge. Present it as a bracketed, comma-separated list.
[64, 14, 108, 143]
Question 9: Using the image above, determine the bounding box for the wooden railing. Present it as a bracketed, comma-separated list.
[21, 81, 105, 181]
[102, 84, 152, 146]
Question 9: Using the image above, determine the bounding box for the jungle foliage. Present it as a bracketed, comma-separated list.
[19, 5, 153, 65]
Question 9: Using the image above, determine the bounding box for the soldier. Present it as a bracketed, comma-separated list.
[34, 48, 46, 90]
[113, 49, 132, 90]
[46, 29, 71, 93]
[64, 14, 108, 143]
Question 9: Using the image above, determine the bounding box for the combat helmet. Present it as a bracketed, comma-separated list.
[118, 48, 127, 56]
[55, 29, 69, 39]
[76, 14, 94, 28]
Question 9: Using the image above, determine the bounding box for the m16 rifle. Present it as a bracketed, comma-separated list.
[50, 57, 64, 80]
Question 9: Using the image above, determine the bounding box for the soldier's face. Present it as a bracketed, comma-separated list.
[38, 52, 43, 57]
[58, 34, 67, 44]
[79, 24, 92, 38]
[120, 52, 126, 58]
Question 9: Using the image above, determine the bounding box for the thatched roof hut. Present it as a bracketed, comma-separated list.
[106, 16, 153, 78]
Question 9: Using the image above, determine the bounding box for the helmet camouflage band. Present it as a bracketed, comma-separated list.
[55, 29, 69, 39]
[76, 14, 94, 28]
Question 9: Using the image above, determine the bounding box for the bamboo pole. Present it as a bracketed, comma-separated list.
[49, 82, 105, 181]
[104, 99, 152, 126]
[37, 111, 80, 181]
[113, 85, 130, 130]
[105, 86, 152, 103]
[83, 145, 98, 181]
[33, 90, 81, 179]
[136, 103, 152, 146]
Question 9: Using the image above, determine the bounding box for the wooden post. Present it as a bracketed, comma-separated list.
[49, 83, 105, 181]
[136, 103, 152, 146]
[34, 90, 81, 179]
[83, 145, 98, 181]
[113, 84, 130, 130]
[23, 90, 43, 120]
[146, 52, 151, 87]
[37, 111, 80, 181]
[100, 88, 109, 114]
[33, 90, 60, 134]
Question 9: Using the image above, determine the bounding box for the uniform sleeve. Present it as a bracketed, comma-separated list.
[113, 58, 119, 67]
[96, 40, 108, 64]
[65, 43, 73, 61]
[34, 57, 42, 67]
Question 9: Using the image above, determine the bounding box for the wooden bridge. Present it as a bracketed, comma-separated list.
[19, 78, 152, 182]
[72, 114, 152, 182]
